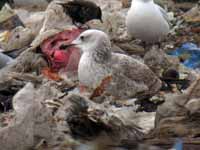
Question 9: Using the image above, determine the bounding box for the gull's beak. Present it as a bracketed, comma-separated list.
[71, 38, 81, 45]
[59, 43, 76, 50]
[59, 37, 82, 50]
[71, 38, 84, 52]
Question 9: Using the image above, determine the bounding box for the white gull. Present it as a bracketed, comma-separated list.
[126, 0, 170, 44]
[72, 29, 162, 99]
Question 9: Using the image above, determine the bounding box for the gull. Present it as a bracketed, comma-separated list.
[57, 0, 102, 27]
[0, 52, 13, 69]
[126, 0, 170, 44]
[70, 29, 161, 99]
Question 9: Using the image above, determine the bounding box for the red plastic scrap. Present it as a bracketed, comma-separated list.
[41, 67, 62, 81]
[41, 28, 84, 72]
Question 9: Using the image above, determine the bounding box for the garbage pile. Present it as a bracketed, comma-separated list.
[0, 0, 200, 150]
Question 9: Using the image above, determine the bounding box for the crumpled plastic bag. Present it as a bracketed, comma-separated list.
[0, 52, 13, 69]
[41, 28, 84, 72]
[168, 42, 200, 69]
[0, 4, 24, 31]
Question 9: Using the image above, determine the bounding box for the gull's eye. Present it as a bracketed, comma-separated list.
[80, 36, 85, 41]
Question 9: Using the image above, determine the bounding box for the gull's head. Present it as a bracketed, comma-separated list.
[71, 29, 111, 53]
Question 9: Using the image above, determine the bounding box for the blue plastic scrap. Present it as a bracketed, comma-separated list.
[173, 139, 183, 150]
[168, 42, 200, 69]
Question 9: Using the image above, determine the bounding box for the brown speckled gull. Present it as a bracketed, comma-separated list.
[71, 29, 162, 99]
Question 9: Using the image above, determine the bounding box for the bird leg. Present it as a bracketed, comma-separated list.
[142, 40, 163, 52]
[142, 41, 153, 52]
[155, 41, 162, 49]
[142, 41, 147, 50]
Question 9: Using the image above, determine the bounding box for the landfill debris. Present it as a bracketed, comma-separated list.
[1, 47, 27, 58]
[0, 4, 24, 31]
[15, 9, 45, 35]
[0, 31, 10, 42]
[168, 42, 200, 69]
[41, 67, 62, 81]
[0, 1, 13, 10]
[183, 3, 200, 23]
[13, 0, 50, 8]
[121, 0, 131, 8]
[0, 52, 13, 69]
[173, 0, 199, 2]
[41, 28, 83, 73]
[0, 26, 35, 51]
[161, 68, 190, 91]
[0, 0, 199, 150]
[144, 48, 179, 76]
[0, 83, 54, 150]
[39, 1, 75, 34]
[145, 78, 200, 149]
[62, 94, 145, 139]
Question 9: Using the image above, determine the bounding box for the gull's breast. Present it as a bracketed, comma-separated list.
[126, 2, 169, 43]
[78, 53, 111, 89]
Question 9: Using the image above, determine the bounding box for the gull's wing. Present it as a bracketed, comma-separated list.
[111, 53, 162, 96]
[156, 4, 170, 25]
